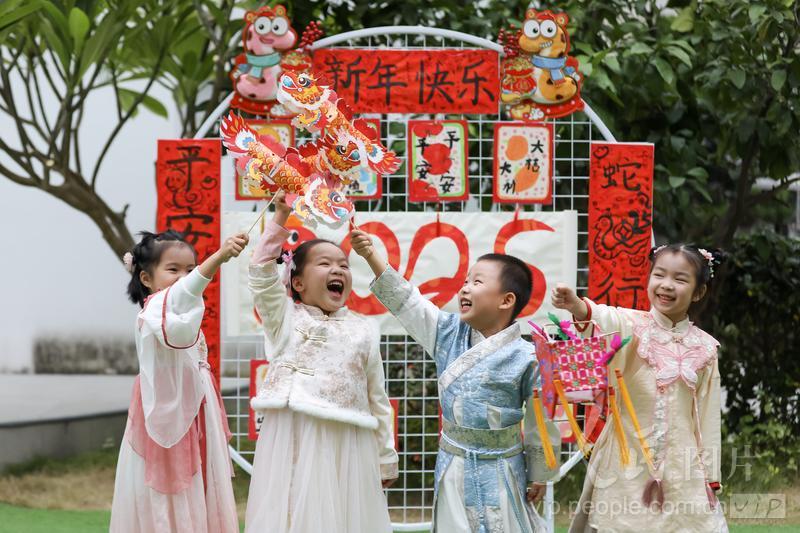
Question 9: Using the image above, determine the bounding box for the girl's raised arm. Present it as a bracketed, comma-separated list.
[141, 233, 248, 348]
[249, 193, 294, 348]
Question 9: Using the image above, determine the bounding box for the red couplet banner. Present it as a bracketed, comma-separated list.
[312, 49, 500, 114]
[588, 142, 654, 310]
[156, 139, 222, 383]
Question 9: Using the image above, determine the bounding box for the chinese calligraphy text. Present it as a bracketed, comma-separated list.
[588, 142, 654, 310]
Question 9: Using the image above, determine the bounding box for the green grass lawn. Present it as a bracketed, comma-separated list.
[1, 449, 797, 532]
[0, 504, 110, 533]
[0, 504, 798, 533]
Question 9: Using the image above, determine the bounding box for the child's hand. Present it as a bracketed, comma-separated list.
[219, 233, 249, 262]
[198, 232, 249, 278]
[551, 283, 588, 319]
[350, 230, 374, 259]
[527, 482, 546, 503]
[273, 190, 292, 225]
[382, 478, 396, 489]
[350, 230, 389, 278]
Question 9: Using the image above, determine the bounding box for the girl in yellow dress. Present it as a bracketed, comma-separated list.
[553, 244, 728, 532]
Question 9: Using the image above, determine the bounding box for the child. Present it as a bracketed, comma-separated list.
[552, 244, 727, 532]
[110, 230, 247, 533]
[245, 191, 398, 533]
[351, 230, 558, 533]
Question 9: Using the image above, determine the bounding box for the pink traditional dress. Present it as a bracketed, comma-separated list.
[244, 221, 398, 533]
[110, 269, 238, 533]
[570, 300, 728, 533]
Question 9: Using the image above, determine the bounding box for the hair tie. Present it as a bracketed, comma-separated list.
[122, 252, 135, 274]
[652, 244, 667, 256]
[697, 248, 715, 278]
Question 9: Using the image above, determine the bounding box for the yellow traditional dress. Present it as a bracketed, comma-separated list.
[569, 301, 728, 533]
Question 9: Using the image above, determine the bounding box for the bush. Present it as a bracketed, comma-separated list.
[712, 230, 800, 435]
[33, 336, 137, 374]
[722, 415, 800, 491]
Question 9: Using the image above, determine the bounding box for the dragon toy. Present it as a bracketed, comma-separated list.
[220, 112, 354, 229]
[276, 71, 401, 175]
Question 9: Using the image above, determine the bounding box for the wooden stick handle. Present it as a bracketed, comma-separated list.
[247, 194, 277, 234]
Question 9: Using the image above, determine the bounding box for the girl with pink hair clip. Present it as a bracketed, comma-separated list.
[244, 191, 398, 533]
[553, 243, 728, 532]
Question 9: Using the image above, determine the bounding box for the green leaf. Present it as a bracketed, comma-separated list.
[604, 53, 621, 74]
[118, 88, 168, 118]
[68, 7, 90, 49]
[629, 42, 653, 55]
[748, 5, 767, 24]
[654, 57, 675, 85]
[0, 1, 43, 33]
[728, 69, 746, 89]
[78, 13, 122, 78]
[667, 39, 694, 54]
[39, 17, 71, 74]
[689, 179, 713, 202]
[687, 167, 709, 180]
[117, 88, 137, 115]
[771, 70, 787, 92]
[669, 176, 686, 188]
[670, 6, 694, 32]
[141, 94, 168, 118]
[666, 46, 693, 68]
[576, 55, 593, 77]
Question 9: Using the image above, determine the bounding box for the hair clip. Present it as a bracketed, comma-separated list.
[697, 248, 715, 278]
[122, 252, 135, 274]
[280, 250, 296, 289]
[652, 244, 667, 256]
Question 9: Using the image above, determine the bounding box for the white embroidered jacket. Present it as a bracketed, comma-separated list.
[248, 221, 398, 479]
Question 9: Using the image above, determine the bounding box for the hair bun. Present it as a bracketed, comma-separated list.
[709, 248, 728, 267]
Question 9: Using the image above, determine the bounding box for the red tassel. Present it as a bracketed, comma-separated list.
[643, 477, 664, 509]
[706, 483, 718, 509]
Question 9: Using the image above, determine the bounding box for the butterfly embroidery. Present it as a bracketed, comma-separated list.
[635, 317, 716, 389]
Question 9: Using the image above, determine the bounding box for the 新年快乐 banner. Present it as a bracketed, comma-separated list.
[312, 49, 499, 114]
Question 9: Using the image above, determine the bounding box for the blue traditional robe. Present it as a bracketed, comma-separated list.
[372, 267, 560, 533]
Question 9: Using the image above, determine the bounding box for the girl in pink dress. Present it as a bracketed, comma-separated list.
[553, 244, 728, 533]
[110, 230, 247, 533]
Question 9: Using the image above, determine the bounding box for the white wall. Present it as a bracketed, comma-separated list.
[0, 85, 184, 372]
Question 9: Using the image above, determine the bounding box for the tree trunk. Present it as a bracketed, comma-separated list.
[48, 174, 135, 260]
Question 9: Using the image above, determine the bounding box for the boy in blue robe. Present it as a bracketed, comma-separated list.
[351, 230, 560, 533]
